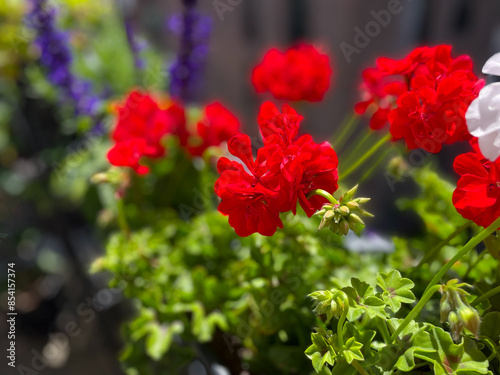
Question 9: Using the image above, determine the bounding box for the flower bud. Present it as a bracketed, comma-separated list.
[440, 294, 452, 323]
[448, 311, 463, 341]
[458, 306, 481, 339]
[339, 219, 350, 236]
[346, 201, 359, 210]
[354, 197, 371, 204]
[313, 185, 372, 236]
[339, 205, 350, 216]
[349, 213, 364, 225]
[343, 185, 358, 202]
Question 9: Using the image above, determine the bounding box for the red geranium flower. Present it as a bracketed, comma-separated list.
[107, 90, 186, 174]
[251, 44, 332, 102]
[357, 45, 484, 152]
[187, 102, 240, 157]
[215, 134, 283, 237]
[355, 68, 407, 130]
[215, 102, 338, 236]
[453, 144, 500, 228]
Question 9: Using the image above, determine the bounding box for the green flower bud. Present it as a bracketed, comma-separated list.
[346, 201, 359, 210]
[349, 213, 364, 225]
[313, 209, 326, 216]
[458, 306, 481, 339]
[339, 205, 350, 216]
[339, 219, 350, 236]
[440, 294, 452, 323]
[448, 311, 464, 341]
[343, 185, 358, 202]
[354, 197, 371, 204]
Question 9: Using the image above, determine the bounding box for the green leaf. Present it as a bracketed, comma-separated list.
[414, 327, 490, 375]
[343, 278, 387, 320]
[377, 270, 416, 313]
[145, 321, 184, 360]
[343, 337, 364, 364]
[305, 329, 337, 373]
[379, 319, 434, 372]
[481, 312, 500, 342]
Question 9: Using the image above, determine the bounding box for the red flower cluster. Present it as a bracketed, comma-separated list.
[107, 90, 240, 174]
[251, 44, 332, 102]
[187, 102, 241, 157]
[453, 141, 500, 228]
[356, 45, 484, 152]
[215, 102, 339, 237]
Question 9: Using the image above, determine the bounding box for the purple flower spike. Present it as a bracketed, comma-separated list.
[168, 0, 212, 103]
[26, 0, 102, 124]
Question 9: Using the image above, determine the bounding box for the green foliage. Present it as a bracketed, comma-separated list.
[305, 269, 499, 375]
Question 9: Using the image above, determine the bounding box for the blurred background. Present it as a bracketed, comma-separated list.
[1, 0, 500, 373]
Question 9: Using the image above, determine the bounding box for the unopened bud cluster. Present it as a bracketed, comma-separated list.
[440, 279, 481, 341]
[315, 185, 373, 236]
[308, 289, 350, 323]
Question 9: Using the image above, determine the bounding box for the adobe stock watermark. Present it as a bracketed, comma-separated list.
[15, 280, 127, 375]
[340, 0, 411, 63]
[212, 0, 244, 21]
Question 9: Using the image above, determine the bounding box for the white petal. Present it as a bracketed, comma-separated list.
[483, 52, 500, 76]
[466, 84, 500, 135]
[478, 131, 500, 161]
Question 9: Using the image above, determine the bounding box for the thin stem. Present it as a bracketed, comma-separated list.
[337, 307, 348, 348]
[389, 285, 441, 342]
[351, 360, 369, 375]
[341, 134, 391, 180]
[391, 216, 500, 342]
[377, 318, 391, 344]
[423, 216, 500, 295]
[471, 285, 500, 307]
[341, 130, 374, 168]
[464, 249, 487, 279]
[359, 147, 393, 183]
[117, 198, 130, 236]
[412, 222, 470, 275]
[332, 114, 360, 151]
[307, 189, 339, 205]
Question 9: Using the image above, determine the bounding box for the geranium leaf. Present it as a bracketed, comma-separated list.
[377, 270, 416, 312]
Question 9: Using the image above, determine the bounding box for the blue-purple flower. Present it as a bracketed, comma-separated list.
[168, 0, 212, 103]
[26, 0, 102, 122]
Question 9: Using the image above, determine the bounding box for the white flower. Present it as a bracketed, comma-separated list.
[466, 53, 500, 161]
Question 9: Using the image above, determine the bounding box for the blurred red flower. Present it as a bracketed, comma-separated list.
[354, 68, 406, 130]
[107, 90, 186, 174]
[251, 44, 332, 102]
[453, 143, 500, 228]
[187, 102, 240, 157]
[107, 91, 241, 173]
[215, 102, 338, 236]
[357, 45, 484, 152]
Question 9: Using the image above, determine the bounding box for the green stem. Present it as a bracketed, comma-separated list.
[333, 115, 360, 150]
[341, 131, 374, 168]
[351, 360, 369, 375]
[391, 216, 500, 342]
[471, 285, 500, 307]
[359, 147, 393, 183]
[341, 134, 391, 180]
[464, 249, 488, 279]
[377, 318, 391, 344]
[307, 189, 339, 205]
[412, 222, 470, 275]
[389, 284, 441, 342]
[423, 216, 500, 295]
[337, 307, 348, 348]
[117, 198, 130, 236]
